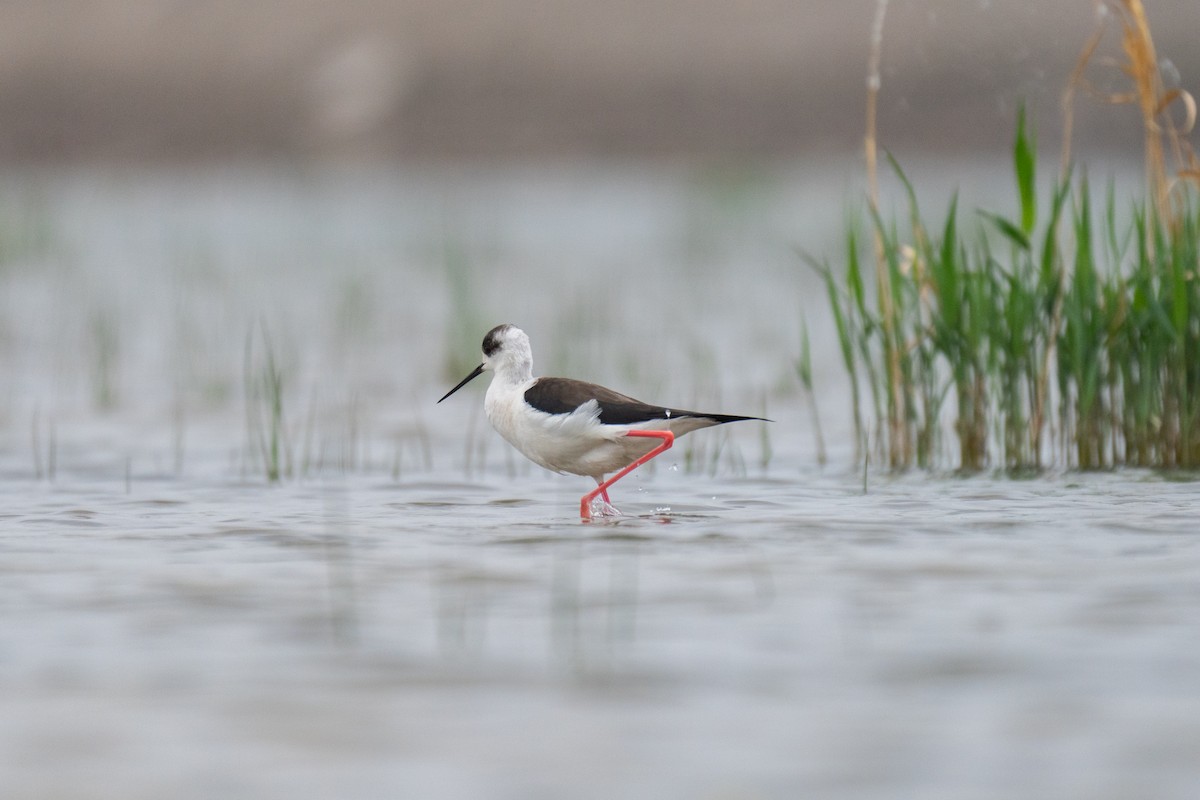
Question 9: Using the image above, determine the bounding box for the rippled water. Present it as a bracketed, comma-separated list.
[1, 162, 1197, 799]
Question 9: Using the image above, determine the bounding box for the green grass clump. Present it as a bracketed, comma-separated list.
[819, 110, 1200, 472]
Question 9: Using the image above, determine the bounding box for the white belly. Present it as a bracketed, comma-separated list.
[486, 388, 712, 479]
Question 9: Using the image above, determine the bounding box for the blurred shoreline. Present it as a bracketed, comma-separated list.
[0, 1, 1196, 164]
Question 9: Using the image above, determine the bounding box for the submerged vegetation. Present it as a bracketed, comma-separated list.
[820, 0, 1200, 472]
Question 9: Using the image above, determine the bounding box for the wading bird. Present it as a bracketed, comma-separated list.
[439, 324, 767, 519]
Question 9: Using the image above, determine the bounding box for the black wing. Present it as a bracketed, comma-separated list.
[524, 377, 767, 426]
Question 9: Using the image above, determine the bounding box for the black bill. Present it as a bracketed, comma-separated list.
[437, 363, 486, 403]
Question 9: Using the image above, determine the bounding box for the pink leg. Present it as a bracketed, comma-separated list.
[580, 430, 675, 519]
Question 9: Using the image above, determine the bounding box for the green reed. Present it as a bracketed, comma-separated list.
[244, 323, 292, 482]
[821, 110, 1200, 471]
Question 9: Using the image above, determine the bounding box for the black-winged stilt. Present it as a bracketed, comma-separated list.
[438, 324, 767, 519]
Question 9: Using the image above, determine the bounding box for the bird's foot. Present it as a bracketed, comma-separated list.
[587, 497, 623, 518]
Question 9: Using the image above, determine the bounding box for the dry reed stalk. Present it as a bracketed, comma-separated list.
[865, 0, 886, 212]
[1062, 1, 1198, 226]
[1120, 0, 1169, 220]
[865, 0, 910, 467]
[1059, 6, 1106, 177]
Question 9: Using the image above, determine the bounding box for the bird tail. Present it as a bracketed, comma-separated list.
[684, 412, 771, 425]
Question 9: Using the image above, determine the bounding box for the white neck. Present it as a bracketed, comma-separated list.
[493, 354, 533, 387]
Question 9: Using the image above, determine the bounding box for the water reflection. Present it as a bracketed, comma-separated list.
[424, 522, 782, 684]
[548, 538, 642, 676]
[321, 482, 358, 646]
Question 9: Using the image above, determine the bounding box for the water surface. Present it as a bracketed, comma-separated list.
[1, 162, 1196, 799]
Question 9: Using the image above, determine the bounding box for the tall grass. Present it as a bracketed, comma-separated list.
[89, 308, 120, 411]
[821, 109, 1200, 472]
[795, 316, 826, 465]
[822, 0, 1200, 472]
[244, 324, 292, 482]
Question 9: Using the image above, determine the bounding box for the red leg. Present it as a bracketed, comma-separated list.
[580, 430, 675, 519]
